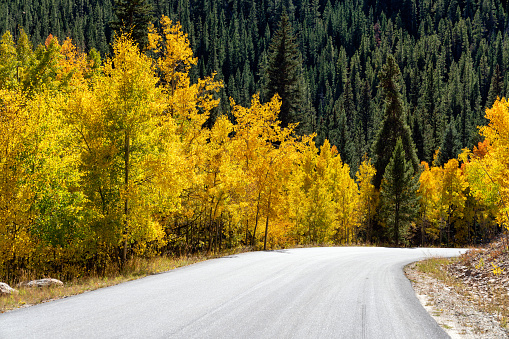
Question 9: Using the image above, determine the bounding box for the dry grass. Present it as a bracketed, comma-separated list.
[415, 256, 462, 287]
[0, 252, 230, 313]
[481, 285, 509, 327]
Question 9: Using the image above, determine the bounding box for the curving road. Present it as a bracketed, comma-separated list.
[0, 247, 466, 339]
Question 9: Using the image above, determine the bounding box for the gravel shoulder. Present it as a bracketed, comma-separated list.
[406, 238, 509, 338]
[406, 262, 507, 338]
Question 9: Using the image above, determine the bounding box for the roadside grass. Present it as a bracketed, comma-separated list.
[0, 250, 246, 313]
[415, 256, 462, 287]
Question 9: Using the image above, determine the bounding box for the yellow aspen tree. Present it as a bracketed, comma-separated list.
[0, 29, 60, 95]
[460, 146, 500, 242]
[0, 36, 88, 278]
[330, 150, 359, 244]
[230, 94, 279, 246]
[356, 157, 377, 243]
[261, 130, 299, 250]
[230, 94, 298, 248]
[289, 140, 335, 244]
[148, 16, 196, 93]
[439, 158, 468, 246]
[67, 35, 166, 267]
[418, 161, 442, 244]
[104, 34, 168, 263]
[286, 136, 318, 244]
[147, 16, 223, 253]
[148, 16, 221, 139]
[0, 89, 36, 279]
[287, 140, 316, 243]
[0, 35, 94, 278]
[194, 115, 239, 253]
[21, 34, 61, 95]
[55, 37, 90, 88]
[0, 31, 18, 90]
[26, 88, 90, 273]
[471, 98, 509, 228]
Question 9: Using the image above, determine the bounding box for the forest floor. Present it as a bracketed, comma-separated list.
[406, 236, 509, 338]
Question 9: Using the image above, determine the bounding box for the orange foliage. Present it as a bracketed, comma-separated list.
[473, 140, 490, 159]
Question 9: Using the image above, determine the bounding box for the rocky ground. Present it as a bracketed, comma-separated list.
[406, 236, 509, 338]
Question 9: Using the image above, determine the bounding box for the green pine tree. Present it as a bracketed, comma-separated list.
[486, 64, 504, 109]
[263, 10, 305, 130]
[380, 138, 420, 247]
[437, 119, 462, 165]
[372, 55, 419, 189]
[111, 0, 153, 50]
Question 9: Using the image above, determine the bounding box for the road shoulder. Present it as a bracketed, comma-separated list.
[405, 262, 508, 338]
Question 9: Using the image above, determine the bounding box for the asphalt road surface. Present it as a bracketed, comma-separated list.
[0, 247, 466, 339]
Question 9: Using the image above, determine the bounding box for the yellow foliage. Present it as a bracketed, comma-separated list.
[288, 139, 361, 244]
[491, 262, 504, 275]
[148, 16, 197, 92]
[230, 94, 298, 248]
[356, 157, 377, 241]
[56, 38, 91, 87]
[0, 89, 37, 273]
[0, 31, 18, 90]
[418, 158, 468, 243]
[462, 98, 509, 229]
[0, 22, 381, 278]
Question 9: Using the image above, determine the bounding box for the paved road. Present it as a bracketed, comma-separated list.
[0, 247, 466, 339]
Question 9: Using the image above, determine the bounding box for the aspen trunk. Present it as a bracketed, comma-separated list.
[244, 219, 249, 245]
[263, 189, 272, 251]
[394, 201, 400, 247]
[252, 192, 261, 246]
[208, 206, 213, 253]
[122, 132, 130, 269]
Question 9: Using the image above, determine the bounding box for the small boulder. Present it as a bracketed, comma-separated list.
[0, 282, 18, 296]
[26, 278, 64, 288]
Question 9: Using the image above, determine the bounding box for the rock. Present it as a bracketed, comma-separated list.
[0, 282, 18, 295]
[26, 278, 64, 288]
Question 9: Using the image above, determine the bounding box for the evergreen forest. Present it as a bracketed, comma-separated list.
[1, 0, 509, 281]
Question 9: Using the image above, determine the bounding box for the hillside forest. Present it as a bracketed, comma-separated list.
[1, 0, 509, 281]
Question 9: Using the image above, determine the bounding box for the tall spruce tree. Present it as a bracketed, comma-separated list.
[372, 55, 419, 189]
[486, 64, 504, 109]
[437, 119, 462, 165]
[263, 10, 304, 130]
[111, 0, 153, 50]
[380, 138, 420, 246]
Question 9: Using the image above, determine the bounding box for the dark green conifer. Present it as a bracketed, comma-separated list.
[371, 55, 419, 189]
[111, 0, 152, 50]
[263, 10, 305, 130]
[328, 102, 352, 165]
[380, 138, 420, 247]
[437, 119, 462, 165]
[486, 64, 504, 109]
[359, 79, 373, 144]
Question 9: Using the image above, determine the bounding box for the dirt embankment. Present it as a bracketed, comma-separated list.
[407, 237, 509, 338]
